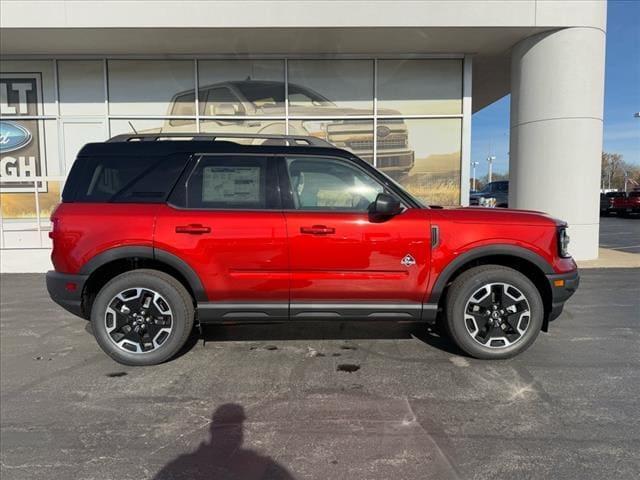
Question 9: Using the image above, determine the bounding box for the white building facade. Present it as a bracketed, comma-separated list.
[0, 0, 606, 271]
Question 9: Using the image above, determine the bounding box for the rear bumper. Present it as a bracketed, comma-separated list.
[46, 271, 88, 318]
[546, 269, 580, 322]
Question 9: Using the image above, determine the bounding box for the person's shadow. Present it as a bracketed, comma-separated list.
[153, 404, 295, 480]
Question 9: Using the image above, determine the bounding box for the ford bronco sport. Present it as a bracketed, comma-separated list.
[46, 133, 579, 366]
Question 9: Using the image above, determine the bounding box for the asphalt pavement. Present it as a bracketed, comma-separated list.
[1, 268, 639, 480]
[599, 215, 640, 254]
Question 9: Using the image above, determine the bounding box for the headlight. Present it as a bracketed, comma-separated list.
[558, 227, 571, 258]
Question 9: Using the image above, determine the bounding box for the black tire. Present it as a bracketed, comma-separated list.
[445, 265, 543, 359]
[91, 269, 195, 366]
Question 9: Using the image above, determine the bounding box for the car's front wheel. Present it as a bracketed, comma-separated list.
[91, 269, 195, 366]
[445, 265, 543, 359]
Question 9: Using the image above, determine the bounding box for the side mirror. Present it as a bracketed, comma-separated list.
[370, 192, 403, 217]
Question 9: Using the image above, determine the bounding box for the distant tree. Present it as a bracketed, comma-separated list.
[601, 152, 639, 191]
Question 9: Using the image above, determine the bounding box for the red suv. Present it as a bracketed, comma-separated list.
[46, 133, 579, 365]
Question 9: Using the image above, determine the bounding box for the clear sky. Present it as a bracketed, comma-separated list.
[471, 0, 640, 177]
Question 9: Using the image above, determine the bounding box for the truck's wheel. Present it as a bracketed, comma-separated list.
[91, 269, 195, 366]
[445, 265, 543, 359]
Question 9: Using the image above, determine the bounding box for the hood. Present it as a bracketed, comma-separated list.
[432, 207, 564, 227]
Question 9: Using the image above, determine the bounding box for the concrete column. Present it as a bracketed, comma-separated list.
[510, 27, 606, 260]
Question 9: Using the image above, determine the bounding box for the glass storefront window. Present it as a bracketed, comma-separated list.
[287, 60, 374, 116]
[109, 118, 197, 137]
[200, 120, 287, 143]
[377, 59, 462, 115]
[198, 60, 285, 117]
[381, 118, 462, 206]
[107, 60, 195, 116]
[289, 119, 374, 164]
[58, 61, 105, 116]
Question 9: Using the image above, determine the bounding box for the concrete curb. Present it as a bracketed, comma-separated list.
[577, 248, 640, 269]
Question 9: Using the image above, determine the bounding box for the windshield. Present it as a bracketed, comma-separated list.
[376, 169, 427, 208]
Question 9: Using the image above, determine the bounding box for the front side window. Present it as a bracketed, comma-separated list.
[285, 157, 384, 211]
[177, 156, 278, 210]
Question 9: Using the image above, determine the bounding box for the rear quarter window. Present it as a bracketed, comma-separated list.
[63, 154, 187, 203]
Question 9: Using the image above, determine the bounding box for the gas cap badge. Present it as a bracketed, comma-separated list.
[401, 254, 416, 267]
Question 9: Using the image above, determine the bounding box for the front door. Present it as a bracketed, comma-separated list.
[154, 154, 289, 321]
[281, 155, 431, 320]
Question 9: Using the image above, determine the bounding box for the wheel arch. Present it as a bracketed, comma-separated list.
[79, 247, 206, 318]
[429, 245, 554, 330]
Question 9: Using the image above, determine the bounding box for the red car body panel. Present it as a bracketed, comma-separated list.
[51, 202, 576, 304]
[612, 195, 640, 211]
[153, 204, 289, 302]
[50, 203, 158, 274]
[284, 208, 431, 303]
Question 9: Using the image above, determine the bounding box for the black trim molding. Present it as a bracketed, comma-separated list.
[427, 244, 555, 304]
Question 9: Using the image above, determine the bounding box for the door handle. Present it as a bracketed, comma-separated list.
[300, 225, 335, 235]
[175, 224, 211, 235]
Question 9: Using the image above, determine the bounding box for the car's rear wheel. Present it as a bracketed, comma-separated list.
[91, 269, 194, 366]
[445, 265, 543, 359]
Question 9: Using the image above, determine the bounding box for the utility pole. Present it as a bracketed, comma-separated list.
[471, 161, 479, 191]
[487, 156, 496, 183]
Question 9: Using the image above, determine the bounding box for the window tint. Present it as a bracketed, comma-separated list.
[177, 156, 278, 209]
[285, 157, 384, 211]
[495, 182, 508, 192]
[64, 155, 186, 203]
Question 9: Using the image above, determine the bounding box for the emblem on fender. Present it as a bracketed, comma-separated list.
[401, 254, 416, 267]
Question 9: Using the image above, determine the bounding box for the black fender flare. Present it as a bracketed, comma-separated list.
[427, 244, 554, 304]
[79, 246, 207, 301]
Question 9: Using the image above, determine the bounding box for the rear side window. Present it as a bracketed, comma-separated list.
[170, 155, 280, 209]
[63, 155, 187, 203]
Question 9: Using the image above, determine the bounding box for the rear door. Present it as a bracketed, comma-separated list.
[280, 155, 431, 320]
[155, 154, 289, 320]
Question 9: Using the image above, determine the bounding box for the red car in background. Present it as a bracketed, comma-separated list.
[611, 191, 640, 217]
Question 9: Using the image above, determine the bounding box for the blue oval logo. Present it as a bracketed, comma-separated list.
[0, 121, 33, 154]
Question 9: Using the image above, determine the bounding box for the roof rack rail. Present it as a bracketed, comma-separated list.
[106, 132, 334, 147]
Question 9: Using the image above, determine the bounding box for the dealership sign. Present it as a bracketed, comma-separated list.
[0, 121, 33, 154]
[0, 73, 47, 192]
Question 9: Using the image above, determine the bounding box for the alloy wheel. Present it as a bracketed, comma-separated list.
[104, 288, 173, 354]
[463, 282, 531, 349]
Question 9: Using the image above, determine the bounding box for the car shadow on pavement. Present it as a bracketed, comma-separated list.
[197, 321, 463, 356]
[152, 403, 295, 480]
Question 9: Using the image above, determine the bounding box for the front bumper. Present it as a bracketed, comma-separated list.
[46, 271, 88, 318]
[546, 269, 580, 322]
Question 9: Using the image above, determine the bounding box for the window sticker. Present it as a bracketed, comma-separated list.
[202, 166, 261, 203]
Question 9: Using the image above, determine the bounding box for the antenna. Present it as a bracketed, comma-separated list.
[128, 121, 138, 134]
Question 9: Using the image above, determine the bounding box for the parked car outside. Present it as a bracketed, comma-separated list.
[469, 181, 509, 208]
[611, 191, 640, 217]
[601, 191, 627, 216]
[46, 133, 578, 366]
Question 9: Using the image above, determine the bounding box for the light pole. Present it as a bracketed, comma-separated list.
[471, 161, 479, 191]
[487, 156, 496, 183]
